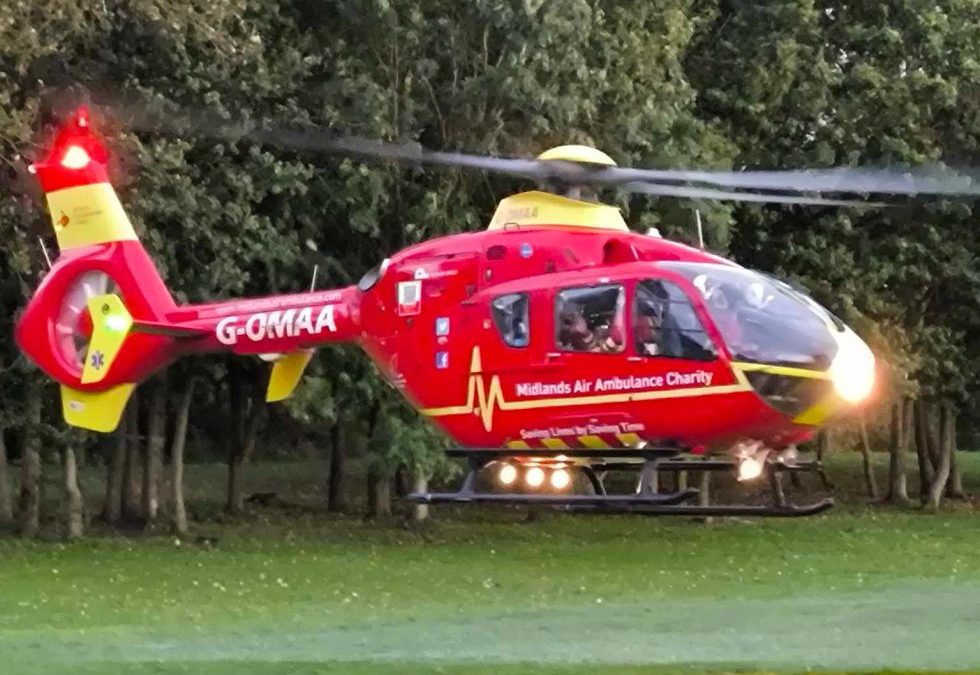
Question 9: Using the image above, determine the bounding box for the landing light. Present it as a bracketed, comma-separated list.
[61, 145, 91, 169]
[828, 330, 876, 404]
[525, 466, 545, 488]
[498, 463, 518, 486]
[550, 468, 571, 490]
[737, 457, 764, 482]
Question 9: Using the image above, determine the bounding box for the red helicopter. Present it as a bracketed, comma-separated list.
[15, 108, 979, 516]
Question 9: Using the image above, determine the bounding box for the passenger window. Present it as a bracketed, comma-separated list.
[492, 293, 530, 347]
[634, 280, 716, 361]
[556, 284, 625, 353]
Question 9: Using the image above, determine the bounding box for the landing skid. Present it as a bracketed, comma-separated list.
[406, 448, 834, 518]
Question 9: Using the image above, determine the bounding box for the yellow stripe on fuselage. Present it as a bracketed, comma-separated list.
[577, 435, 609, 449]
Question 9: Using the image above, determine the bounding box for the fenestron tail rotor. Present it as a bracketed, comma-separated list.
[55, 271, 120, 374]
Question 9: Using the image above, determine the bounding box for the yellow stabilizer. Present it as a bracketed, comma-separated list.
[266, 350, 314, 402]
[61, 383, 135, 432]
[81, 293, 133, 384]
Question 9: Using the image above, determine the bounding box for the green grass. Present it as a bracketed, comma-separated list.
[1, 453, 979, 674]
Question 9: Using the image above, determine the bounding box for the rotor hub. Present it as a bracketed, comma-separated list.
[536, 145, 617, 167]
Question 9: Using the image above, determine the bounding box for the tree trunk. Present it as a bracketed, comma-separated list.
[102, 413, 127, 524]
[171, 379, 195, 536]
[815, 429, 834, 489]
[412, 473, 429, 522]
[142, 379, 167, 524]
[327, 423, 347, 513]
[946, 412, 965, 499]
[816, 429, 830, 462]
[226, 399, 260, 515]
[19, 396, 42, 538]
[64, 447, 84, 540]
[925, 403, 954, 512]
[857, 416, 879, 500]
[913, 400, 934, 499]
[887, 400, 911, 505]
[394, 465, 411, 498]
[366, 471, 391, 518]
[122, 393, 142, 519]
[925, 404, 943, 472]
[0, 429, 12, 525]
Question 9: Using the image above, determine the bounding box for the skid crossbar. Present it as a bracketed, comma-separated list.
[405, 447, 834, 518]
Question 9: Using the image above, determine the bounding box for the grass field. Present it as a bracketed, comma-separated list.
[1, 453, 979, 674]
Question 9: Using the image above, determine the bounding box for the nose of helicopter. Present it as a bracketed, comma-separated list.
[826, 324, 876, 404]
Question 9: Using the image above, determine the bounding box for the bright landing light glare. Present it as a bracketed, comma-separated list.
[549, 468, 571, 490]
[828, 329, 876, 404]
[525, 466, 545, 488]
[498, 463, 518, 486]
[737, 457, 764, 482]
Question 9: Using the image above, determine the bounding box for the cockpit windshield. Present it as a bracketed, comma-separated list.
[658, 262, 840, 369]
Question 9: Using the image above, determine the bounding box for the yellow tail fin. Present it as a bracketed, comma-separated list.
[266, 350, 314, 402]
[61, 383, 135, 433]
[81, 293, 133, 385]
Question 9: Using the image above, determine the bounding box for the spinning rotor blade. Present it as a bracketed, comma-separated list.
[621, 181, 883, 207]
[126, 103, 979, 200]
[608, 166, 980, 197]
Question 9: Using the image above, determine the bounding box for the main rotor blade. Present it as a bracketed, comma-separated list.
[621, 182, 883, 207]
[249, 127, 546, 179]
[603, 166, 980, 197]
[124, 105, 545, 180]
[123, 103, 979, 197]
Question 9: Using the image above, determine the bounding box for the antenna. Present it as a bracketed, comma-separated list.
[695, 210, 705, 249]
[310, 264, 319, 291]
[38, 237, 52, 269]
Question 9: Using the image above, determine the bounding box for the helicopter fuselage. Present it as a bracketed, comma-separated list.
[352, 221, 856, 454]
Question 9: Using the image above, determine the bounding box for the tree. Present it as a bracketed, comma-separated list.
[170, 374, 196, 536]
[142, 377, 167, 524]
[18, 394, 42, 538]
[63, 446, 84, 539]
[925, 402, 956, 512]
[887, 399, 913, 506]
[102, 414, 127, 525]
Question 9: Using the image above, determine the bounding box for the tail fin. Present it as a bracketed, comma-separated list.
[18, 108, 358, 432]
[30, 107, 139, 251]
[17, 108, 178, 432]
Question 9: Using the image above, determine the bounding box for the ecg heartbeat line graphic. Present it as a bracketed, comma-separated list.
[422, 347, 756, 433]
[464, 349, 507, 431]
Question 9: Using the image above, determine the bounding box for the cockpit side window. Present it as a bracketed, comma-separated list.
[491, 293, 530, 347]
[555, 284, 625, 353]
[634, 280, 717, 361]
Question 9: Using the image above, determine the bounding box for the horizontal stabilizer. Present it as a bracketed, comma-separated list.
[61, 383, 135, 432]
[132, 320, 208, 338]
[266, 350, 314, 402]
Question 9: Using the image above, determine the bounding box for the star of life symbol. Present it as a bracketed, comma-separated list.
[90, 350, 105, 371]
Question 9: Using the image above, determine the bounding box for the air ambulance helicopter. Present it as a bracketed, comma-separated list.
[14, 107, 980, 516]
